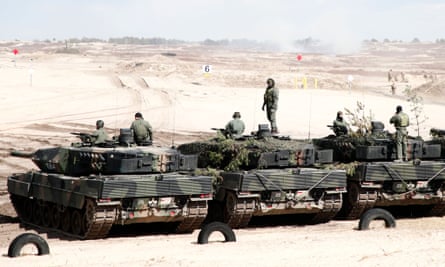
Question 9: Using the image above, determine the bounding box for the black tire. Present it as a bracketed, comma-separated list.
[358, 208, 396, 230]
[8, 233, 50, 257]
[197, 222, 236, 244]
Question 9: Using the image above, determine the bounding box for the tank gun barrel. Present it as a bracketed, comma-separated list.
[10, 150, 34, 158]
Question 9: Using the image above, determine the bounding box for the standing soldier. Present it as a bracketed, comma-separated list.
[92, 120, 109, 145]
[225, 111, 245, 139]
[388, 69, 393, 82]
[130, 112, 153, 145]
[390, 105, 410, 161]
[262, 78, 279, 133]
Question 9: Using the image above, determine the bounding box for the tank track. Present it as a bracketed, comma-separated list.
[176, 200, 208, 233]
[308, 193, 343, 224]
[10, 195, 117, 239]
[341, 182, 377, 220]
[225, 197, 255, 229]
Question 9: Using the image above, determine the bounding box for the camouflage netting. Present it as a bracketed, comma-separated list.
[177, 137, 309, 171]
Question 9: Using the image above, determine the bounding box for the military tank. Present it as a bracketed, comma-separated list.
[313, 121, 445, 219]
[178, 124, 347, 228]
[8, 130, 214, 239]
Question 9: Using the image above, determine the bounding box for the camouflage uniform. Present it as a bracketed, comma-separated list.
[130, 113, 153, 144]
[92, 128, 109, 144]
[92, 120, 109, 144]
[333, 111, 348, 136]
[262, 78, 279, 133]
[390, 106, 410, 160]
[225, 112, 245, 138]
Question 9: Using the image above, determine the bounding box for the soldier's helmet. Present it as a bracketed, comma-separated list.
[96, 120, 104, 128]
[266, 78, 275, 88]
[233, 112, 241, 119]
[396, 105, 402, 113]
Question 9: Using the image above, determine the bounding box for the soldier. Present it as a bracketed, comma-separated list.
[391, 82, 396, 95]
[262, 78, 279, 133]
[388, 69, 393, 82]
[225, 112, 245, 139]
[390, 105, 410, 161]
[130, 112, 153, 145]
[332, 111, 348, 136]
[92, 120, 109, 144]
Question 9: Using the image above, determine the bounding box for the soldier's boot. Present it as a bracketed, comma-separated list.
[271, 127, 279, 134]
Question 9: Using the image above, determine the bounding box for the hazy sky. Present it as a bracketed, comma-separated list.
[2, 0, 444, 44]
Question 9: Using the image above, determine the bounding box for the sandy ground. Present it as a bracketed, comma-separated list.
[1, 41, 445, 266]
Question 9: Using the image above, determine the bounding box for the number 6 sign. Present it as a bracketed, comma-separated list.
[202, 65, 212, 73]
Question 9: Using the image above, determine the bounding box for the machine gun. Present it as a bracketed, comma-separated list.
[70, 132, 96, 146]
[327, 124, 348, 136]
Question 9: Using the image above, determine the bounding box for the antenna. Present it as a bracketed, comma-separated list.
[252, 87, 260, 132]
[171, 91, 176, 148]
[307, 92, 313, 140]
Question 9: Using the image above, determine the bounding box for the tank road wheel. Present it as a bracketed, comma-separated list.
[358, 208, 396, 230]
[71, 210, 83, 235]
[197, 222, 236, 244]
[41, 204, 51, 227]
[32, 201, 43, 225]
[82, 199, 96, 234]
[49, 205, 61, 229]
[8, 233, 50, 258]
[22, 199, 33, 222]
[61, 209, 71, 233]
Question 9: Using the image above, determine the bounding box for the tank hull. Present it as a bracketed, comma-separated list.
[8, 171, 213, 239]
[340, 161, 445, 219]
[212, 168, 347, 228]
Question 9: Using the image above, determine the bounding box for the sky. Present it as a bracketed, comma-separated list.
[1, 0, 445, 50]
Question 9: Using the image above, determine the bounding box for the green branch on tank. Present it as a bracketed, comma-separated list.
[403, 85, 428, 138]
[344, 101, 374, 137]
[321, 161, 360, 176]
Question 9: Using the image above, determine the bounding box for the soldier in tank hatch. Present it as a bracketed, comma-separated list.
[225, 111, 245, 139]
[92, 120, 109, 145]
[130, 112, 153, 145]
[332, 111, 348, 136]
[262, 78, 279, 133]
[390, 105, 410, 162]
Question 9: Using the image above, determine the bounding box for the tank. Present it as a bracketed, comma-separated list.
[7, 130, 214, 239]
[178, 124, 347, 228]
[313, 122, 445, 219]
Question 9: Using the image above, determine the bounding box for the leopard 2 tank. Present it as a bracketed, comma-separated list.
[313, 121, 445, 219]
[8, 130, 213, 239]
[178, 124, 347, 228]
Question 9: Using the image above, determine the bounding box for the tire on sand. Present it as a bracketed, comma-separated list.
[358, 208, 396, 230]
[8, 233, 50, 257]
[198, 222, 236, 244]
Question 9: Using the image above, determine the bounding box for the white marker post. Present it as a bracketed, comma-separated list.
[29, 68, 34, 86]
[347, 75, 354, 93]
